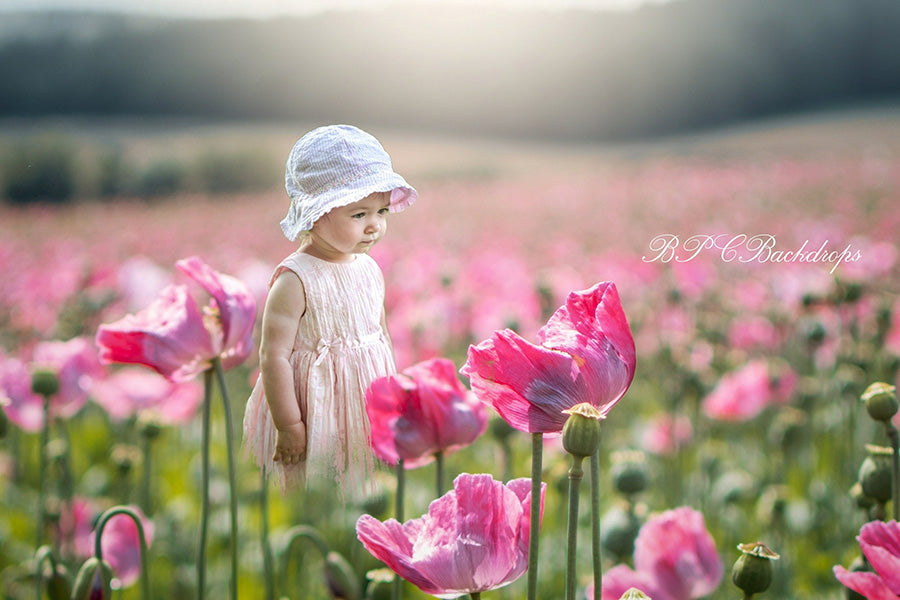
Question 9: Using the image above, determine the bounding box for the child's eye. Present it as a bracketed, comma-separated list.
[352, 212, 366, 219]
[378, 207, 390, 215]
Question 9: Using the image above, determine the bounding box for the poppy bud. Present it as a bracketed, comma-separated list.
[71, 557, 113, 600]
[858, 444, 893, 503]
[323, 551, 361, 600]
[731, 542, 779, 597]
[45, 564, 72, 600]
[861, 382, 898, 423]
[31, 368, 59, 397]
[561, 403, 603, 458]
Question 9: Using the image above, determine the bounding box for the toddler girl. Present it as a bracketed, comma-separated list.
[243, 125, 417, 495]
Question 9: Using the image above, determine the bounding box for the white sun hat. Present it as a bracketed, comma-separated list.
[280, 124, 418, 241]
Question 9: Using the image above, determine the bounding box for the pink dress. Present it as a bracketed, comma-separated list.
[243, 251, 395, 495]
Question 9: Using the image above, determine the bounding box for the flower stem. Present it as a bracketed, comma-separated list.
[527, 432, 543, 600]
[565, 454, 586, 600]
[436, 450, 445, 497]
[33, 545, 56, 600]
[198, 368, 213, 600]
[37, 394, 50, 549]
[887, 423, 900, 521]
[94, 506, 151, 600]
[140, 430, 153, 515]
[470, 593, 481, 600]
[260, 468, 275, 600]
[590, 449, 602, 600]
[394, 459, 405, 600]
[213, 358, 240, 600]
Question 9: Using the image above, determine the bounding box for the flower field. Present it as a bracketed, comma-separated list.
[2, 107, 900, 600]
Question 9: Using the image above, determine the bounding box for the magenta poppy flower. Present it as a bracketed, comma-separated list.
[356, 473, 545, 598]
[366, 357, 488, 468]
[92, 367, 203, 424]
[701, 360, 795, 422]
[834, 520, 900, 600]
[96, 256, 256, 382]
[0, 338, 102, 432]
[91, 505, 154, 589]
[460, 281, 635, 434]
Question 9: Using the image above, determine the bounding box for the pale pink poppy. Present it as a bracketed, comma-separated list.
[640, 414, 693, 456]
[0, 338, 102, 432]
[366, 357, 488, 468]
[91, 367, 202, 424]
[356, 473, 545, 599]
[834, 519, 900, 600]
[600, 507, 722, 600]
[96, 256, 256, 382]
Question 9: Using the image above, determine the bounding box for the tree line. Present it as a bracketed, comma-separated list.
[1, 0, 899, 140]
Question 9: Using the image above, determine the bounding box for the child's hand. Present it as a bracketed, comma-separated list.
[273, 422, 307, 466]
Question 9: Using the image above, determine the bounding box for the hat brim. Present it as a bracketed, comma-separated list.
[281, 171, 417, 242]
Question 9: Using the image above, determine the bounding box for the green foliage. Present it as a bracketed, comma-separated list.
[0, 134, 77, 204]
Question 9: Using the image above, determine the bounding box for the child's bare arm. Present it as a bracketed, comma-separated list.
[260, 271, 307, 464]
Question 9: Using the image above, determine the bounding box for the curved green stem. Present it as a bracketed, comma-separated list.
[33, 545, 57, 600]
[565, 454, 586, 600]
[590, 450, 601, 600]
[94, 506, 151, 600]
[280, 525, 330, 594]
[887, 423, 900, 521]
[260, 469, 275, 600]
[435, 451, 445, 497]
[527, 433, 543, 600]
[198, 368, 213, 599]
[213, 358, 239, 600]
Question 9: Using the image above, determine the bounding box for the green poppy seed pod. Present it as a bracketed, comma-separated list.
[561, 403, 604, 458]
[859, 445, 894, 503]
[731, 542, 779, 597]
[601, 505, 642, 560]
[610, 450, 648, 495]
[140, 421, 163, 441]
[861, 382, 898, 423]
[31, 368, 59, 397]
[71, 557, 113, 600]
[45, 564, 72, 600]
[849, 481, 876, 510]
[323, 551, 362, 600]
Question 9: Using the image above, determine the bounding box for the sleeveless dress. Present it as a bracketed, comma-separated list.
[242, 251, 396, 495]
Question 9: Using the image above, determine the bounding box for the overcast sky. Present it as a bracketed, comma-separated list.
[0, 0, 676, 18]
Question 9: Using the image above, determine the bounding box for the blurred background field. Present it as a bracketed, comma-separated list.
[2, 1, 900, 599]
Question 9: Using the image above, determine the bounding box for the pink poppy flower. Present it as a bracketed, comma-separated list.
[701, 360, 795, 422]
[0, 338, 102, 432]
[356, 473, 545, 599]
[834, 520, 900, 600]
[96, 256, 256, 382]
[59, 497, 98, 559]
[366, 358, 488, 468]
[600, 507, 722, 600]
[460, 281, 635, 434]
[92, 367, 203, 424]
[640, 414, 693, 456]
[91, 505, 155, 589]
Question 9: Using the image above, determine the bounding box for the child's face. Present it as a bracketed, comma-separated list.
[309, 192, 390, 260]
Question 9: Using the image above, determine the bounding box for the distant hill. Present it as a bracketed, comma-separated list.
[1, 0, 899, 141]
